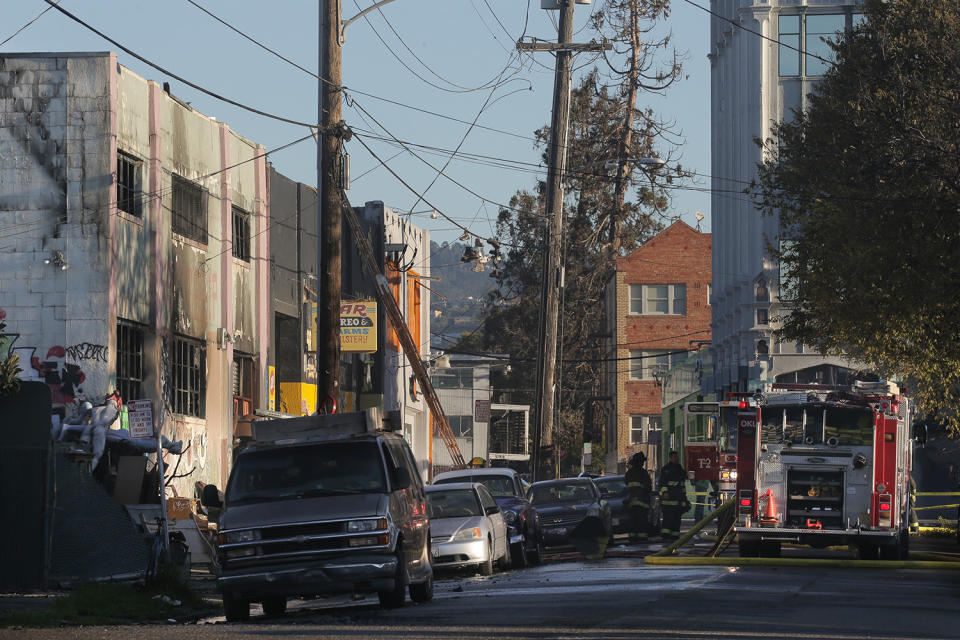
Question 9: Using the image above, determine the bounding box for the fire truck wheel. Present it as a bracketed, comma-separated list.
[857, 542, 879, 560]
[758, 540, 781, 558]
[738, 538, 760, 557]
[898, 529, 910, 560]
[879, 543, 899, 561]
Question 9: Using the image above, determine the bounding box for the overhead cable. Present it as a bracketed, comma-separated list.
[41, 0, 320, 129]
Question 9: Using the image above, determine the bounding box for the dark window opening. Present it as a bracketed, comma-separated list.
[232, 205, 251, 262]
[172, 174, 208, 244]
[116, 320, 145, 403]
[233, 354, 255, 417]
[171, 335, 204, 418]
[117, 152, 143, 217]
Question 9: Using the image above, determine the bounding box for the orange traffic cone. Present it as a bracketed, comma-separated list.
[760, 489, 778, 527]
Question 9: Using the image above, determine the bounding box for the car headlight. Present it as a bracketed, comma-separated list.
[453, 527, 482, 541]
[221, 529, 261, 544]
[347, 518, 387, 533]
[503, 509, 518, 524]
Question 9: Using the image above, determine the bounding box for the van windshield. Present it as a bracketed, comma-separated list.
[226, 441, 386, 505]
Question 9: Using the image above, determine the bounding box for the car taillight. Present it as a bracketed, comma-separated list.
[879, 503, 891, 512]
[738, 401, 748, 409]
[739, 490, 753, 512]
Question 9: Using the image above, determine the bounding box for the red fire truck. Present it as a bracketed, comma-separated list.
[730, 381, 914, 558]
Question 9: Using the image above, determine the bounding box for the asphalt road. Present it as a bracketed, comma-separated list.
[7, 546, 960, 640]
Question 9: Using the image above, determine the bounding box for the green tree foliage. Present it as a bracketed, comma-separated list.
[0, 321, 22, 397]
[752, 0, 960, 430]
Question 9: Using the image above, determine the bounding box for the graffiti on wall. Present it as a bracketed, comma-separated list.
[0, 308, 111, 419]
[64, 342, 108, 363]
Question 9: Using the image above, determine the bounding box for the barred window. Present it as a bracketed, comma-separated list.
[232, 205, 250, 262]
[117, 152, 143, 217]
[172, 174, 208, 244]
[171, 335, 204, 417]
[116, 320, 145, 403]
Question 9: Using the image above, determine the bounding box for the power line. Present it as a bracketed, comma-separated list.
[41, 0, 320, 129]
[181, 0, 543, 143]
[353, 0, 521, 94]
[0, 0, 61, 47]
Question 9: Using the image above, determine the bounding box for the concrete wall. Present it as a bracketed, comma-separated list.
[605, 222, 711, 472]
[0, 53, 268, 497]
[0, 53, 115, 421]
[709, 1, 862, 395]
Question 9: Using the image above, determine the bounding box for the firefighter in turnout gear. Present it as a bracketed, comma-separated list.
[624, 452, 652, 543]
[659, 451, 689, 540]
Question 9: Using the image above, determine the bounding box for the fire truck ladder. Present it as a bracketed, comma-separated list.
[342, 199, 467, 470]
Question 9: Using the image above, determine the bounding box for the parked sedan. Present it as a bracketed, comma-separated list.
[426, 483, 509, 575]
[527, 478, 611, 548]
[433, 468, 543, 567]
[593, 475, 630, 535]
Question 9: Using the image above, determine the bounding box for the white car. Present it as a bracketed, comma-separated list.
[426, 483, 509, 575]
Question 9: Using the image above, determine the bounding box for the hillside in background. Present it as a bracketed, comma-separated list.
[429, 241, 495, 348]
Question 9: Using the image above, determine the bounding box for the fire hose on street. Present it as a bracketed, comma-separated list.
[644, 497, 960, 570]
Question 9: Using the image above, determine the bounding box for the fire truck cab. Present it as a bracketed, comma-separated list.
[732, 381, 913, 559]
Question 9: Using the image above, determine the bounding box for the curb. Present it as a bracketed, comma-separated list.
[644, 555, 960, 570]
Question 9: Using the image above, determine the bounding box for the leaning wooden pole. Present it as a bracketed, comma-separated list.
[340, 198, 466, 469]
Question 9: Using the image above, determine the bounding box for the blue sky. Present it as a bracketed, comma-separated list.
[2, 0, 711, 247]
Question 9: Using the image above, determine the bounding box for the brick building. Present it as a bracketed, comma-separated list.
[603, 221, 711, 473]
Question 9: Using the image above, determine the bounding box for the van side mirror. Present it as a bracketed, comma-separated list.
[394, 467, 412, 490]
[485, 505, 500, 515]
[913, 422, 928, 447]
[201, 484, 222, 508]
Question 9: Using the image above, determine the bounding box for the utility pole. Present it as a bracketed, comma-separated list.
[318, 0, 343, 412]
[518, 2, 611, 480]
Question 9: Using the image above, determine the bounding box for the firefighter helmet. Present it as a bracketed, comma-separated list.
[628, 452, 646, 468]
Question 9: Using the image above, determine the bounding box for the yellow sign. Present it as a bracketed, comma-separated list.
[341, 301, 377, 353]
[268, 366, 276, 411]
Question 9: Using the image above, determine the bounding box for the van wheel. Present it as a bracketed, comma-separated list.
[223, 592, 250, 622]
[409, 574, 433, 603]
[261, 596, 286, 617]
[378, 550, 408, 609]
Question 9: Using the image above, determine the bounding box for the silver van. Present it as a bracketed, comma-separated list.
[202, 413, 433, 621]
